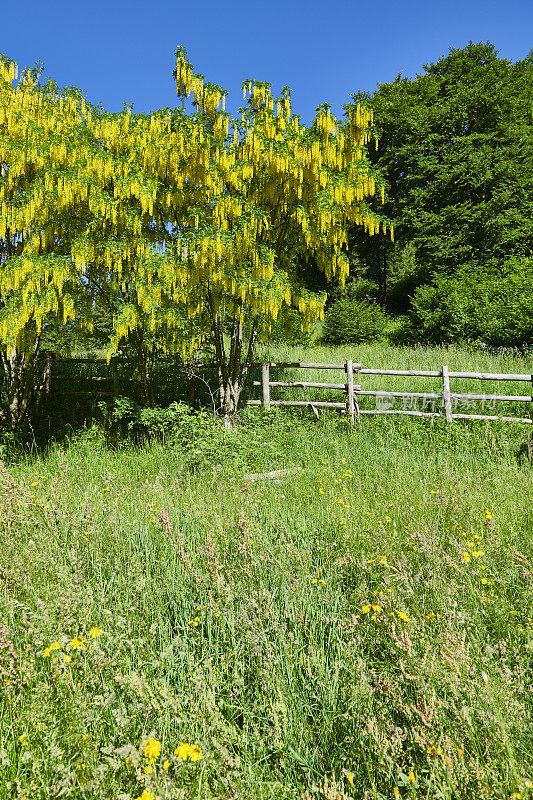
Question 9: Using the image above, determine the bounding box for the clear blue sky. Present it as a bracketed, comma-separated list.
[2, 0, 532, 124]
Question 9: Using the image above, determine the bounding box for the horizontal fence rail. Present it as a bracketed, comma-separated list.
[246, 361, 533, 425]
[25, 354, 533, 425]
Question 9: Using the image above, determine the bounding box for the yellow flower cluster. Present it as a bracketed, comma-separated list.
[41, 627, 103, 658]
[175, 742, 203, 762]
[0, 49, 387, 358]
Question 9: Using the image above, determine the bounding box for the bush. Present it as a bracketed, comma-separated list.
[394, 257, 533, 346]
[321, 298, 388, 345]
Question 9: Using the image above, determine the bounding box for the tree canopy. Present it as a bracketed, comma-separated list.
[0, 48, 388, 422]
[346, 42, 533, 305]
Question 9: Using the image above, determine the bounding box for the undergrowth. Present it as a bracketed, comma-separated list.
[1, 349, 533, 799]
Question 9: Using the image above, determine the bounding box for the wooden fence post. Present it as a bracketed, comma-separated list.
[346, 359, 355, 425]
[442, 365, 453, 423]
[262, 363, 270, 409]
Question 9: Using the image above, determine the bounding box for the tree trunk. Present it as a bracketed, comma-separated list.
[207, 293, 258, 426]
[0, 335, 41, 429]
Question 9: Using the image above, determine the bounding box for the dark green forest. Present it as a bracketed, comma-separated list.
[337, 41, 533, 347]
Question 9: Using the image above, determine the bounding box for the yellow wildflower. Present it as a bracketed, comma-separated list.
[143, 737, 162, 763]
[69, 637, 86, 651]
[397, 611, 409, 622]
[346, 772, 354, 784]
[361, 605, 371, 614]
[175, 742, 190, 760]
[89, 626, 103, 638]
[43, 642, 61, 657]
[408, 770, 415, 782]
[163, 759, 170, 770]
[174, 742, 203, 761]
[135, 792, 154, 800]
[63, 655, 72, 664]
[188, 744, 203, 761]
[371, 604, 382, 612]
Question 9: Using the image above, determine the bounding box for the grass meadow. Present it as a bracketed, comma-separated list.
[1, 342, 533, 800]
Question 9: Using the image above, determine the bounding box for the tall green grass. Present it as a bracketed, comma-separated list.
[1, 343, 532, 800]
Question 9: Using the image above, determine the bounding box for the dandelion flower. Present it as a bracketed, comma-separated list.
[346, 772, 354, 784]
[89, 626, 103, 638]
[175, 742, 190, 760]
[143, 738, 162, 763]
[63, 655, 72, 664]
[174, 742, 203, 762]
[163, 759, 170, 770]
[408, 770, 415, 782]
[69, 637, 86, 651]
[362, 605, 371, 614]
[188, 744, 203, 761]
[396, 611, 409, 622]
[43, 642, 61, 657]
[135, 792, 154, 800]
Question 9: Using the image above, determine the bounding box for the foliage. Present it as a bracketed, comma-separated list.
[346, 42, 533, 309]
[1, 375, 532, 798]
[325, 277, 379, 305]
[396, 257, 533, 346]
[322, 297, 387, 345]
[0, 50, 388, 423]
[265, 306, 313, 345]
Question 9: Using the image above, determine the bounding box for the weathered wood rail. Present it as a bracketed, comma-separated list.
[35, 355, 533, 425]
[246, 361, 533, 425]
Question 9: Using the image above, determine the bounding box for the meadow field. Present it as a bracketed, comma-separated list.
[1, 343, 533, 800]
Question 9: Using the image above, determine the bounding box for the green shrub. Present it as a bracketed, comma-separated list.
[322, 298, 388, 345]
[394, 257, 533, 346]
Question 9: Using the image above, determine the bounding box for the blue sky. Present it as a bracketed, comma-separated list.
[2, 0, 532, 124]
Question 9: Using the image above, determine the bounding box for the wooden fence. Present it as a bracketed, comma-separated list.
[38, 355, 533, 425]
[246, 361, 533, 425]
[42, 355, 139, 398]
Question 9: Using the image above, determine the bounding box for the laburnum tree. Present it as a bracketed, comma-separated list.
[0, 49, 389, 426]
[113, 48, 390, 420]
[0, 57, 96, 426]
[0, 54, 170, 423]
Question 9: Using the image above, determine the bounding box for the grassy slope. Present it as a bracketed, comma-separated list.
[1, 343, 533, 800]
